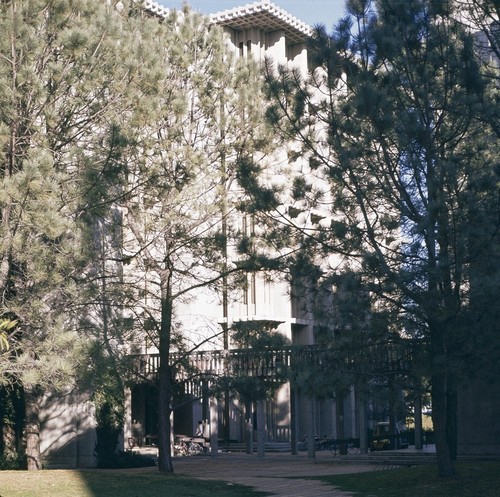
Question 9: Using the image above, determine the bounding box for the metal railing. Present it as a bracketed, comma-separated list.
[131, 342, 413, 382]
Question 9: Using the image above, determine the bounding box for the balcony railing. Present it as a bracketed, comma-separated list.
[131, 342, 413, 383]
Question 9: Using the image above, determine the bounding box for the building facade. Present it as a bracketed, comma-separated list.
[124, 0, 349, 455]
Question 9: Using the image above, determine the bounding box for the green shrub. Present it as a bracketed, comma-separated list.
[116, 450, 156, 468]
[94, 399, 124, 468]
[0, 453, 27, 470]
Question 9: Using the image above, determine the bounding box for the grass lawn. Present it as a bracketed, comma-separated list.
[0, 469, 270, 497]
[313, 462, 500, 497]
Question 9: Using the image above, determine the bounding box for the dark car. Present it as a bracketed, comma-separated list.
[370, 422, 409, 450]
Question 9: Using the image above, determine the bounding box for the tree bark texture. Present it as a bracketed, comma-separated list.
[157, 363, 174, 473]
[432, 370, 457, 476]
[24, 386, 42, 471]
[157, 289, 174, 473]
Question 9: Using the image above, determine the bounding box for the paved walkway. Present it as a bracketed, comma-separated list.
[141, 450, 383, 496]
[176, 452, 373, 496]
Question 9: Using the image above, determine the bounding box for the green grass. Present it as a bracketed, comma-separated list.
[313, 462, 500, 497]
[0, 469, 270, 497]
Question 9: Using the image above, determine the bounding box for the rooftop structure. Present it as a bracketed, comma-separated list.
[210, 0, 313, 44]
[143, 0, 170, 17]
[143, 0, 312, 44]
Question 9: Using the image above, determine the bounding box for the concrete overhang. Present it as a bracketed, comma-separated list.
[142, 1, 313, 44]
[211, 1, 313, 44]
[143, 0, 170, 18]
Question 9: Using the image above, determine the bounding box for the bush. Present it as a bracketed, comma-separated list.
[116, 450, 156, 468]
[0, 453, 27, 470]
[94, 398, 124, 468]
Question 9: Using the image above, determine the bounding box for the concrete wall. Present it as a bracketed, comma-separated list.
[457, 377, 500, 455]
[40, 390, 97, 468]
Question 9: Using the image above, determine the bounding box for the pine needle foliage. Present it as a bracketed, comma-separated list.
[262, 0, 500, 477]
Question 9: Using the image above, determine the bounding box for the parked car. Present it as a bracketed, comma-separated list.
[370, 422, 409, 450]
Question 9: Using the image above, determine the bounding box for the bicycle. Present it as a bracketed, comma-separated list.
[319, 437, 339, 455]
[128, 437, 137, 449]
[174, 436, 205, 456]
[298, 437, 308, 451]
[319, 437, 361, 455]
[187, 440, 204, 455]
[346, 439, 361, 454]
[297, 436, 329, 452]
[173, 440, 189, 456]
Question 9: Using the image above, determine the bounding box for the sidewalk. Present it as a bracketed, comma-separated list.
[139, 449, 386, 496]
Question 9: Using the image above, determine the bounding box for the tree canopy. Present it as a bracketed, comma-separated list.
[262, 0, 499, 476]
[0, 0, 171, 469]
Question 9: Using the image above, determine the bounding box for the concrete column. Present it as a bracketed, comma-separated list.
[245, 401, 253, 454]
[170, 410, 175, 458]
[256, 399, 266, 458]
[124, 387, 132, 448]
[246, 418, 254, 454]
[350, 386, 356, 437]
[292, 44, 308, 76]
[290, 388, 299, 455]
[357, 391, 368, 454]
[336, 390, 347, 455]
[266, 30, 286, 65]
[307, 397, 315, 459]
[210, 396, 218, 457]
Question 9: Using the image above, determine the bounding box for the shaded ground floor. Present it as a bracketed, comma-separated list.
[25, 364, 500, 468]
[124, 380, 362, 452]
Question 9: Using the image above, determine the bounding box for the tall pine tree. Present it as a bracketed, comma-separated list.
[263, 0, 499, 476]
[0, 0, 166, 469]
[114, 7, 278, 473]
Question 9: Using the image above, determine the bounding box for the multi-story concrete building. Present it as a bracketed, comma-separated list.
[36, 0, 349, 468]
[126, 0, 350, 455]
[118, 0, 500, 462]
[37, 0, 500, 469]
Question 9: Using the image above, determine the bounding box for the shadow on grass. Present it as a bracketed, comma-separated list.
[79, 469, 270, 497]
[309, 462, 500, 497]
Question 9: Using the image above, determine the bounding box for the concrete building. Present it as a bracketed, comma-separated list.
[37, 0, 348, 468]
[37, 0, 500, 468]
[125, 0, 348, 456]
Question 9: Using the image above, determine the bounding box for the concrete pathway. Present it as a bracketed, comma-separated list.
[167, 451, 379, 496]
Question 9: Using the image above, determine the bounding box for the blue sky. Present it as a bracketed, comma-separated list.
[159, 1, 348, 29]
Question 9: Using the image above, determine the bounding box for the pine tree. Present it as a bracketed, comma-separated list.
[263, 0, 499, 477]
[0, 0, 166, 469]
[113, 6, 278, 473]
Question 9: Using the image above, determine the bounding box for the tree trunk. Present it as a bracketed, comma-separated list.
[432, 370, 457, 476]
[157, 363, 174, 472]
[414, 390, 423, 450]
[446, 383, 457, 461]
[24, 386, 42, 471]
[157, 289, 174, 473]
[430, 316, 458, 477]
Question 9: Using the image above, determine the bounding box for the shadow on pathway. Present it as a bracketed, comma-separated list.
[169, 451, 379, 497]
